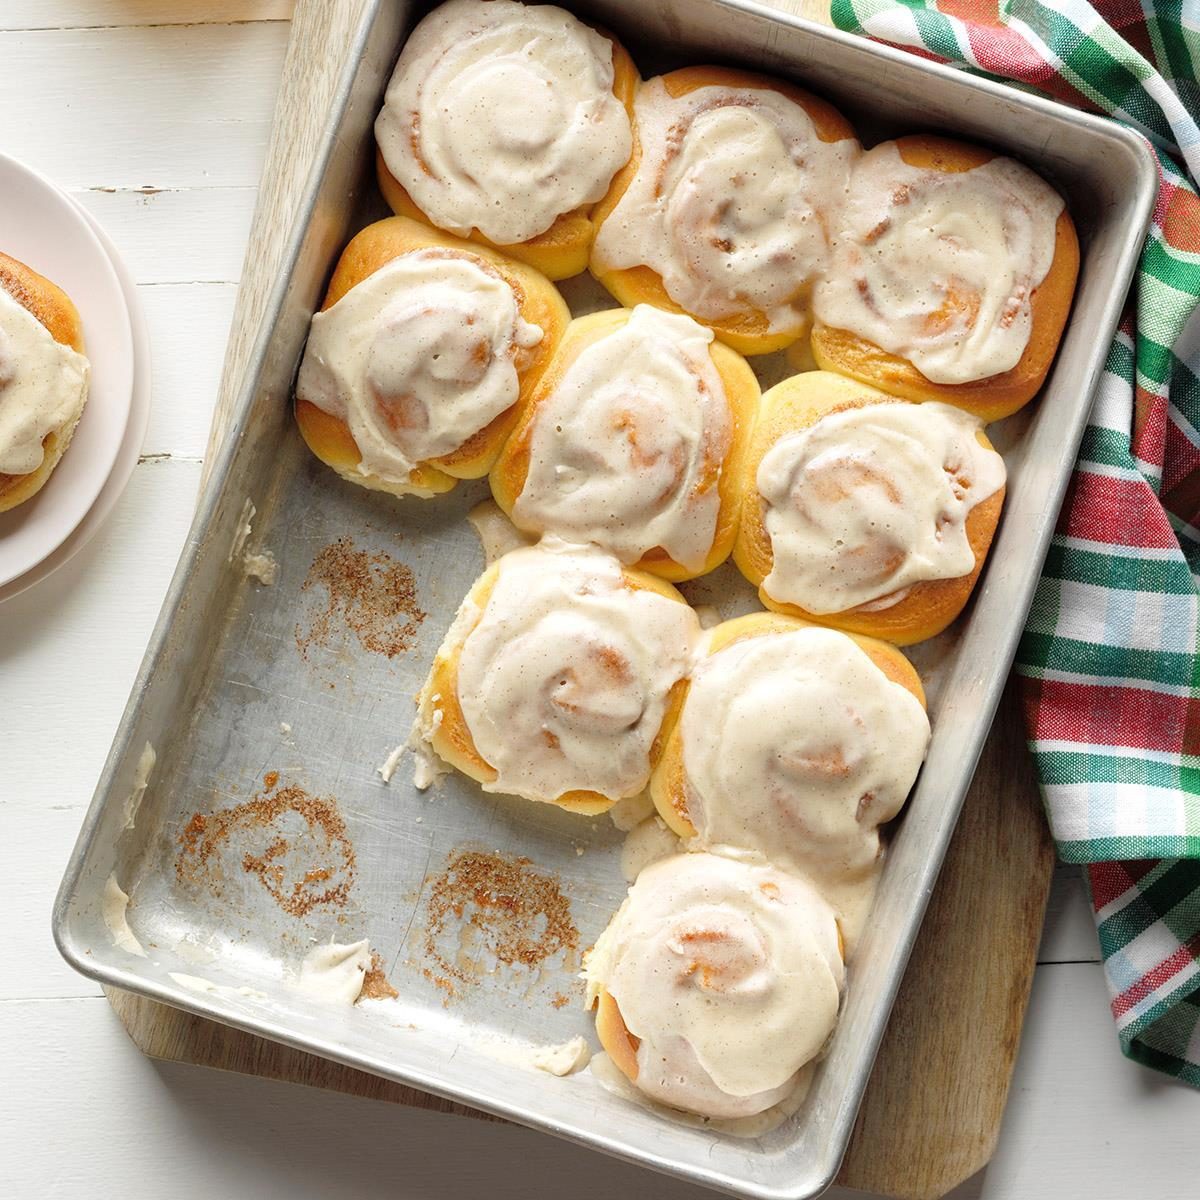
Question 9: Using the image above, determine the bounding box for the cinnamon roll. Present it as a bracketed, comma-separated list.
[651, 613, 930, 899]
[812, 135, 1079, 420]
[589, 67, 859, 356]
[586, 852, 844, 1119]
[295, 216, 568, 498]
[375, 0, 638, 281]
[490, 305, 758, 581]
[0, 252, 90, 514]
[414, 542, 699, 814]
[733, 371, 1006, 644]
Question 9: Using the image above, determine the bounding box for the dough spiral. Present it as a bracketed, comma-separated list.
[416, 543, 699, 812]
[492, 305, 758, 579]
[591, 67, 859, 354]
[375, 0, 633, 251]
[587, 852, 844, 1118]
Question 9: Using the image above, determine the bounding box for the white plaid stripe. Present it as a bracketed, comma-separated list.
[1036, 740, 1200, 767]
[1070, 460, 1152, 483]
[1048, 782, 1192, 844]
[1056, 536, 1183, 561]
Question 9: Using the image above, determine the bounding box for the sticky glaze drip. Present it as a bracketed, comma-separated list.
[592, 78, 857, 332]
[297, 249, 541, 484]
[758, 400, 1006, 613]
[680, 627, 930, 893]
[375, 0, 632, 245]
[0, 288, 89, 476]
[814, 143, 1064, 383]
[455, 543, 698, 802]
[586, 853, 843, 1118]
[512, 307, 731, 571]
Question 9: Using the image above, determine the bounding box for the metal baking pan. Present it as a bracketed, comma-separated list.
[54, 1, 1156, 1196]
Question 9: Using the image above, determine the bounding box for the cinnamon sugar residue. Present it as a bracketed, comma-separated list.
[176, 779, 356, 918]
[295, 537, 426, 659]
[421, 850, 579, 1001]
[359, 951, 399, 1002]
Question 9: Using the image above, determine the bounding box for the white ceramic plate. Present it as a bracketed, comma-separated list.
[0, 195, 152, 604]
[0, 152, 135, 588]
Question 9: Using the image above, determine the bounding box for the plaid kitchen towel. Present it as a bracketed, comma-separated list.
[829, 0, 1200, 1086]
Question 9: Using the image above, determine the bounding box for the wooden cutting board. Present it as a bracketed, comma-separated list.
[104, 3, 1056, 1197]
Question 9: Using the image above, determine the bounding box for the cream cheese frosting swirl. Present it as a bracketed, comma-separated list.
[512, 306, 731, 572]
[813, 142, 1064, 383]
[757, 401, 1006, 614]
[587, 852, 844, 1118]
[375, 0, 632, 245]
[0, 288, 89, 476]
[456, 543, 698, 803]
[680, 627, 930, 884]
[592, 77, 857, 332]
[296, 249, 542, 485]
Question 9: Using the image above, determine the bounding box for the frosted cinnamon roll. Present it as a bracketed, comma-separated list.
[490, 305, 759, 581]
[733, 371, 1006, 644]
[295, 216, 568, 498]
[590, 67, 859, 355]
[375, 0, 637, 281]
[651, 613, 929, 899]
[587, 852, 844, 1119]
[0, 252, 90, 514]
[812, 135, 1079, 420]
[415, 542, 699, 814]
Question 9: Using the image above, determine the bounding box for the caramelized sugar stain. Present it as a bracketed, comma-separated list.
[421, 850, 579, 1002]
[176, 775, 356, 918]
[295, 536, 426, 660]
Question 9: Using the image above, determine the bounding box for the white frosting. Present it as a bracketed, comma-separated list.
[620, 816, 680, 882]
[592, 78, 857, 332]
[467, 497, 535, 565]
[758, 400, 1006, 613]
[814, 143, 1064, 383]
[168, 973, 268, 1003]
[0, 287, 89, 476]
[242, 551, 278, 585]
[228, 499, 255, 563]
[587, 853, 843, 1118]
[532, 1036, 591, 1075]
[101, 874, 146, 958]
[377, 742, 406, 784]
[680, 627, 930, 884]
[296, 940, 372, 1005]
[477, 1033, 592, 1076]
[607, 791, 655, 832]
[122, 742, 156, 832]
[297, 249, 542, 485]
[415, 669, 460, 791]
[376, 0, 631, 245]
[512, 307, 732, 572]
[454, 543, 698, 803]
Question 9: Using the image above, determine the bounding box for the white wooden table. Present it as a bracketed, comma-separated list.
[1, 5, 1195, 1197]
